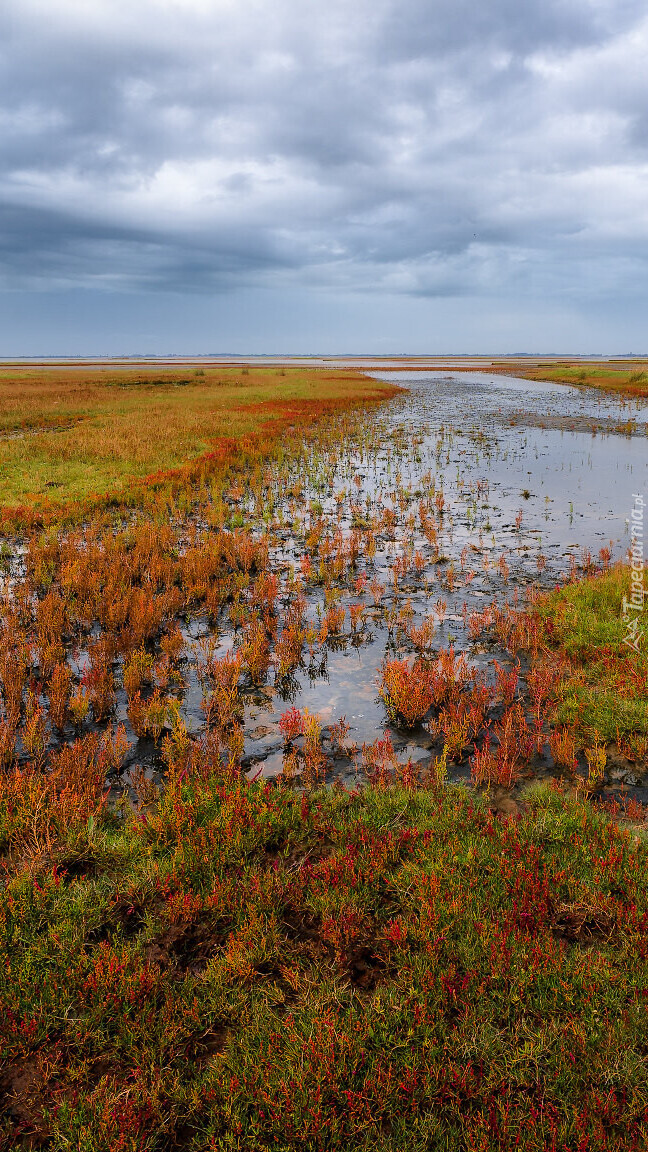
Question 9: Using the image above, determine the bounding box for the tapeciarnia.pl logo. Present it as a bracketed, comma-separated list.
[623, 492, 646, 653]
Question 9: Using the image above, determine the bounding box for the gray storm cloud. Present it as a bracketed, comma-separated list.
[1, 0, 647, 350]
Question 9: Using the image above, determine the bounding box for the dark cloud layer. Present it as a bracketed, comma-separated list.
[1, 0, 647, 351]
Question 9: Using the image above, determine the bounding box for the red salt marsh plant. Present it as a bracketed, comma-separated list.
[432, 684, 492, 763]
[433, 701, 473, 762]
[0, 643, 28, 725]
[585, 738, 607, 789]
[616, 730, 648, 765]
[46, 661, 73, 731]
[202, 651, 243, 732]
[379, 657, 435, 726]
[0, 724, 127, 854]
[279, 706, 304, 742]
[159, 624, 184, 665]
[361, 731, 400, 786]
[277, 706, 327, 784]
[83, 660, 116, 724]
[239, 616, 271, 684]
[69, 684, 90, 727]
[471, 702, 533, 788]
[21, 697, 48, 768]
[406, 616, 436, 653]
[379, 647, 476, 729]
[0, 717, 16, 768]
[322, 602, 345, 638]
[329, 715, 355, 757]
[369, 577, 385, 605]
[527, 662, 558, 721]
[493, 658, 521, 707]
[430, 646, 473, 705]
[122, 646, 155, 699]
[250, 572, 279, 631]
[127, 690, 175, 742]
[302, 710, 326, 784]
[274, 620, 306, 679]
[348, 602, 365, 632]
[549, 726, 579, 774]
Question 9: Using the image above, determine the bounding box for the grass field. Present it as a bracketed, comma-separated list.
[0, 363, 398, 512]
[494, 361, 648, 399]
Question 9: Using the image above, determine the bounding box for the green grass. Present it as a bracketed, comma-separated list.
[534, 566, 648, 743]
[515, 362, 648, 398]
[2, 768, 648, 1150]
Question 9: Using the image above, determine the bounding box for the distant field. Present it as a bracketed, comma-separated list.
[367, 356, 648, 398]
[505, 360, 648, 398]
[0, 363, 398, 511]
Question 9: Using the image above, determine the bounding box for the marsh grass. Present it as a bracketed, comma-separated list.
[531, 565, 648, 742]
[2, 767, 648, 1151]
[0, 364, 397, 509]
[515, 361, 648, 398]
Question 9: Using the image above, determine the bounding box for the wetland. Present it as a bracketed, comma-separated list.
[1, 361, 647, 1152]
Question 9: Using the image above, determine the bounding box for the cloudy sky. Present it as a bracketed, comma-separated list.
[1, 0, 647, 354]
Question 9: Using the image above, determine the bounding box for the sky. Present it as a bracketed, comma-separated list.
[1, 0, 647, 355]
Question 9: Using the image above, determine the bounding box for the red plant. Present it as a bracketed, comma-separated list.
[379, 658, 434, 726]
[22, 697, 48, 768]
[279, 707, 304, 742]
[203, 651, 243, 731]
[240, 617, 271, 685]
[362, 733, 399, 787]
[0, 718, 16, 768]
[471, 704, 532, 789]
[46, 661, 73, 731]
[493, 660, 520, 707]
[406, 617, 436, 653]
[549, 727, 579, 774]
[83, 661, 116, 723]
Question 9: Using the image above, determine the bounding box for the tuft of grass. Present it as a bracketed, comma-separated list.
[532, 565, 648, 742]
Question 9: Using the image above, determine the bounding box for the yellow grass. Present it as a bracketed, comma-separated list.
[0, 363, 397, 508]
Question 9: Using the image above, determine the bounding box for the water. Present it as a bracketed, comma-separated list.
[175, 370, 646, 783]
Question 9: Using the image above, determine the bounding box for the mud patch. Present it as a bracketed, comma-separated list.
[56, 854, 103, 883]
[144, 918, 231, 975]
[281, 904, 325, 946]
[281, 904, 391, 990]
[86, 893, 149, 945]
[169, 1119, 203, 1149]
[345, 944, 389, 991]
[0, 1061, 52, 1147]
[551, 902, 616, 944]
[184, 1025, 230, 1065]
